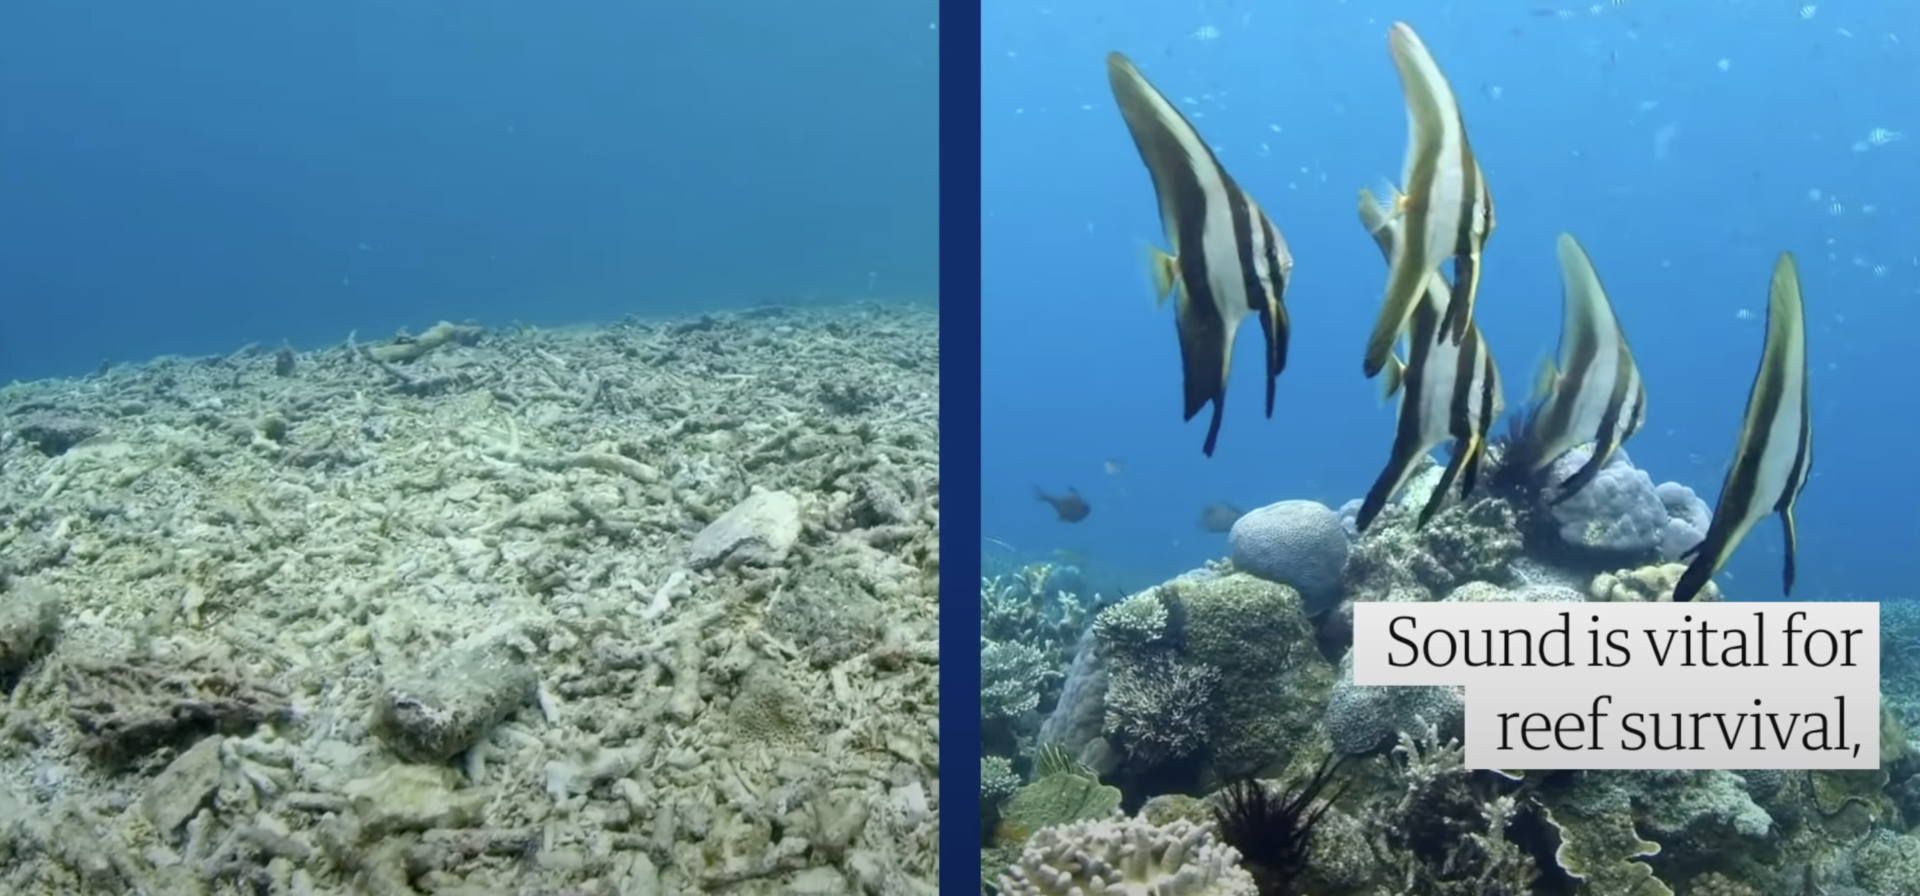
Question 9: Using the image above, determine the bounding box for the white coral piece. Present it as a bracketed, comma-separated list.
[997, 812, 1257, 896]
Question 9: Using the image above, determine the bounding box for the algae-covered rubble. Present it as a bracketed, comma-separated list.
[0, 302, 940, 896]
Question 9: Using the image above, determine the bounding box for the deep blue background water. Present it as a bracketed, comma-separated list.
[0, 0, 939, 381]
[983, 1, 1918, 601]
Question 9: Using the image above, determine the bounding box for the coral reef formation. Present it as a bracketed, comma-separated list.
[1342, 488, 1523, 604]
[982, 638, 1057, 721]
[985, 439, 1920, 896]
[1082, 573, 1334, 785]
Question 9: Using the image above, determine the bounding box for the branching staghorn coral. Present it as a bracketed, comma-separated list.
[1091, 590, 1170, 657]
[1102, 652, 1221, 766]
[982, 637, 1057, 721]
[981, 562, 1100, 657]
[1369, 720, 1537, 896]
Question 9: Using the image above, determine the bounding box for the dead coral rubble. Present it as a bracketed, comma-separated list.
[65, 653, 292, 768]
[0, 303, 939, 896]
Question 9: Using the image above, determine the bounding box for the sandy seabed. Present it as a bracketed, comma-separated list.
[0, 301, 940, 896]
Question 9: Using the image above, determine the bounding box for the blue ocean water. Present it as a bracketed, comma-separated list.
[0, 1, 940, 383]
[982, 1, 1918, 602]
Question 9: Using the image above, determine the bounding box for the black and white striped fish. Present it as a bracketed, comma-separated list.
[1674, 253, 1813, 603]
[1364, 22, 1494, 379]
[1521, 233, 1648, 502]
[1106, 51, 1292, 458]
[1354, 187, 1504, 533]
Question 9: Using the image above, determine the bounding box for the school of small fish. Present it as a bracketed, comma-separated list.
[1097, 21, 1817, 602]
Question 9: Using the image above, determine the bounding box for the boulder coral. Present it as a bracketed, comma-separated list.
[1227, 500, 1350, 614]
[1076, 573, 1333, 784]
[1542, 448, 1712, 564]
[1158, 573, 1335, 781]
[1324, 649, 1464, 756]
[1324, 581, 1578, 756]
[1035, 629, 1111, 772]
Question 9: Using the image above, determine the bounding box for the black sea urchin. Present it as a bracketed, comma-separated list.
[1211, 754, 1348, 896]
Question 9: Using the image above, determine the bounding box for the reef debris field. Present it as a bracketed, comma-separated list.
[0, 302, 939, 896]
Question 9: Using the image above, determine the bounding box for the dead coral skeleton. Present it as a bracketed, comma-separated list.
[64, 652, 292, 769]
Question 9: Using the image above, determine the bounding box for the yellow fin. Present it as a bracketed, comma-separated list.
[1141, 242, 1180, 308]
[1379, 353, 1407, 403]
[1363, 180, 1406, 235]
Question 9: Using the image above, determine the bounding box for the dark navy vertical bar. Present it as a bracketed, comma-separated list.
[937, 0, 983, 891]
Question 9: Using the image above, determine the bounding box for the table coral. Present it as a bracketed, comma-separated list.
[981, 562, 1098, 658]
[9, 414, 101, 458]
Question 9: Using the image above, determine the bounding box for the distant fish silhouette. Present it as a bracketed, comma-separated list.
[1036, 487, 1091, 523]
[1198, 502, 1244, 533]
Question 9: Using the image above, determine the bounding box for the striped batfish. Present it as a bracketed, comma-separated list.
[1674, 254, 1813, 603]
[1521, 233, 1648, 502]
[1354, 187, 1504, 533]
[1106, 51, 1292, 457]
[1363, 22, 1495, 379]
